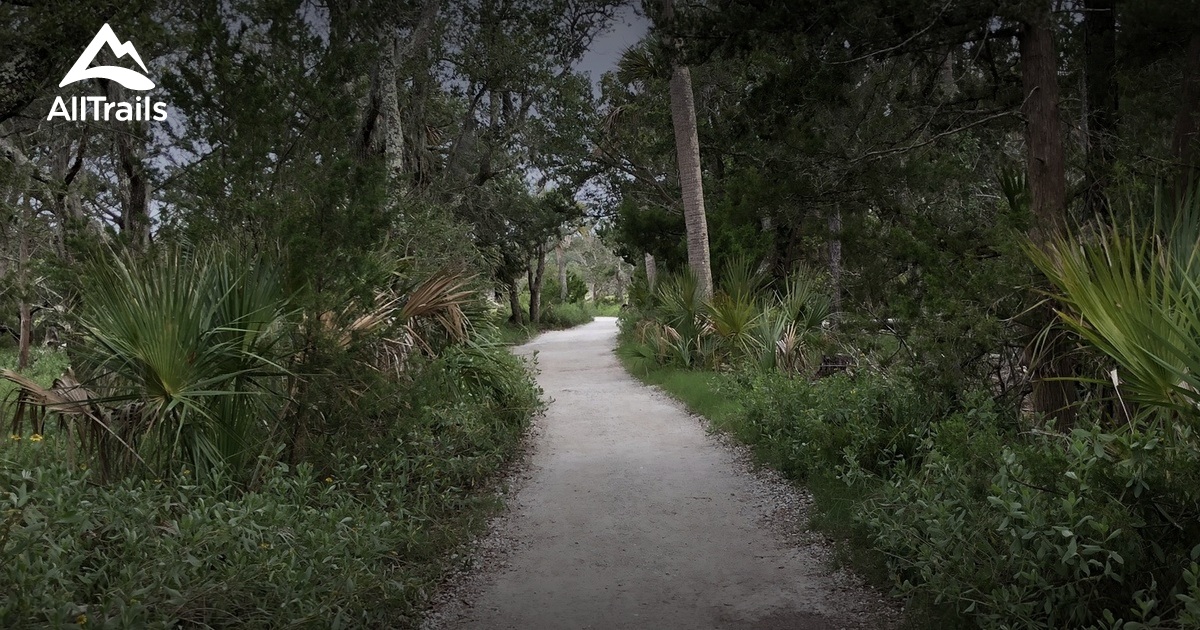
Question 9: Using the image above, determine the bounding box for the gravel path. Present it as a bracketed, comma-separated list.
[424, 317, 900, 630]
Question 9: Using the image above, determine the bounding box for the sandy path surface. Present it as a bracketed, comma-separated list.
[425, 317, 898, 630]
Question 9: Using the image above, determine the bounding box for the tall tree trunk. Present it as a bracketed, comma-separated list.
[357, 0, 440, 181]
[828, 209, 842, 317]
[1172, 31, 1200, 198]
[508, 276, 523, 325]
[18, 300, 30, 370]
[1083, 0, 1118, 219]
[52, 136, 86, 263]
[644, 252, 657, 291]
[1023, 16, 1068, 248]
[1022, 9, 1077, 425]
[662, 0, 713, 300]
[17, 198, 31, 370]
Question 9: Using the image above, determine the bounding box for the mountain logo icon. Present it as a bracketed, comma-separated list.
[59, 23, 154, 91]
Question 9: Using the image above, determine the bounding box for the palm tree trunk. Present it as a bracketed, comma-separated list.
[663, 0, 713, 300]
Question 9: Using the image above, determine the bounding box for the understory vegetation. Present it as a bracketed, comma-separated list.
[620, 199, 1200, 628]
[1, 249, 543, 627]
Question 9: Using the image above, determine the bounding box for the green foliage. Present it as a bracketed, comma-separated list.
[540, 302, 596, 329]
[864, 414, 1200, 629]
[624, 263, 833, 373]
[1028, 194, 1200, 423]
[9, 248, 292, 481]
[542, 270, 588, 306]
[731, 370, 929, 481]
[0, 340, 541, 628]
[630, 336, 1200, 628]
[0, 347, 69, 404]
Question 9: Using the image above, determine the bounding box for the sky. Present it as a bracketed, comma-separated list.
[575, 4, 651, 91]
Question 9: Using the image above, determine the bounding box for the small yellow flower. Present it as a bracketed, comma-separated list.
[324, 477, 334, 483]
[76, 613, 87, 625]
[9, 434, 19, 441]
[182, 469, 190, 476]
[29, 434, 43, 442]
[259, 542, 271, 549]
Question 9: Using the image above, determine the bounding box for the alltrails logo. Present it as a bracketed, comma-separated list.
[48, 24, 168, 122]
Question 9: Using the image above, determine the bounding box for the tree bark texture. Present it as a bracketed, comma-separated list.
[557, 244, 567, 302]
[1022, 10, 1077, 426]
[17, 199, 31, 371]
[827, 210, 842, 316]
[663, 0, 713, 300]
[528, 248, 547, 323]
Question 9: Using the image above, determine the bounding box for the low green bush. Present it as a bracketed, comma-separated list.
[1, 342, 541, 628]
[730, 370, 931, 481]
[540, 302, 594, 329]
[863, 417, 1200, 629]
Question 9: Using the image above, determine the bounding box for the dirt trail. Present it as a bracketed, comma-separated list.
[425, 317, 898, 630]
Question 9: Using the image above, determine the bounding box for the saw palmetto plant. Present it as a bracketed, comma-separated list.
[1027, 192, 1200, 429]
[6, 247, 291, 481]
[320, 268, 476, 376]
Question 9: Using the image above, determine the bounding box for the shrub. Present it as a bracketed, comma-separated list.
[6, 248, 292, 482]
[731, 370, 929, 480]
[863, 419, 1200, 628]
[0, 340, 541, 628]
[540, 302, 594, 329]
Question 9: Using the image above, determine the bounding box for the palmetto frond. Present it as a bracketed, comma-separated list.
[1028, 193, 1200, 426]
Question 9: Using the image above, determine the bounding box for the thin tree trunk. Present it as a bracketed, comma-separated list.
[1083, 0, 1118, 219]
[529, 249, 547, 323]
[828, 210, 842, 317]
[557, 243, 567, 302]
[1022, 9, 1077, 426]
[17, 198, 31, 370]
[106, 80, 150, 250]
[18, 301, 30, 370]
[1023, 16, 1068, 248]
[662, 0, 713, 300]
[1172, 31, 1200, 198]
